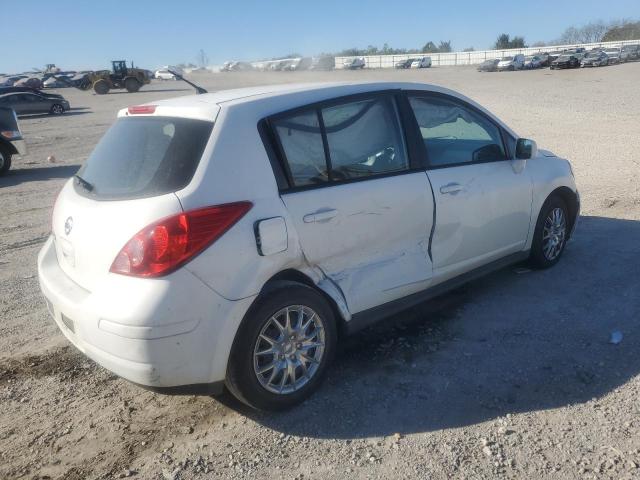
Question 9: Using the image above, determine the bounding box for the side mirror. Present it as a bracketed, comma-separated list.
[515, 138, 537, 159]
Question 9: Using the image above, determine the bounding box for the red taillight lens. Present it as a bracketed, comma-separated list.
[127, 105, 156, 115]
[110, 202, 252, 278]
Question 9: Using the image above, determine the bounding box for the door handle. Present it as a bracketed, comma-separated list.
[303, 209, 337, 223]
[439, 183, 464, 195]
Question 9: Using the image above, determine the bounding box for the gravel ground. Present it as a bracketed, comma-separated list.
[1, 64, 639, 480]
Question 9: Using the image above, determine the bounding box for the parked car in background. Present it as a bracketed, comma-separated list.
[395, 58, 415, 69]
[550, 54, 581, 69]
[309, 56, 335, 71]
[477, 59, 500, 72]
[38, 81, 579, 410]
[0, 107, 26, 175]
[0, 86, 66, 101]
[580, 51, 609, 67]
[15, 77, 43, 89]
[0, 92, 70, 115]
[524, 55, 543, 69]
[622, 44, 639, 61]
[155, 68, 180, 80]
[343, 57, 366, 69]
[43, 76, 71, 88]
[497, 54, 525, 71]
[536, 52, 551, 67]
[0, 76, 28, 87]
[603, 48, 622, 64]
[547, 51, 563, 62]
[411, 56, 432, 68]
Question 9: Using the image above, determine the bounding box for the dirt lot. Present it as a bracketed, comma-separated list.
[1, 64, 639, 480]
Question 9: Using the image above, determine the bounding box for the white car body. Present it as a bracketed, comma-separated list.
[343, 57, 366, 69]
[155, 66, 183, 80]
[38, 82, 579, 403]
[411, 57, 432, 68]
[497, 54, 525, 71]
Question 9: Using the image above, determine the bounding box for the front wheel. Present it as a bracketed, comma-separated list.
[0, 145, 12, 176]
[50, 104, 64, 115]
[529, 196, 569, 268]
[226, 283, 337, 411]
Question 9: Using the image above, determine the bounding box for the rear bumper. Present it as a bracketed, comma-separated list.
[37, 235, 256, 391]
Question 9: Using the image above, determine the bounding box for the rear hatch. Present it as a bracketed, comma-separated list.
[52, 114, 214, 291]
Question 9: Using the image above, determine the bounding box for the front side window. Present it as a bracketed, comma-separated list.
[408, 95, 506, 167]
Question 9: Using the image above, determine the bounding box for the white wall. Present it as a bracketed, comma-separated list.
[335, 39, 640, 68]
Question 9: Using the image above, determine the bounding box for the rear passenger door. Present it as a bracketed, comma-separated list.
[270, 92, 435, 314]
[406, 93, 533, 282]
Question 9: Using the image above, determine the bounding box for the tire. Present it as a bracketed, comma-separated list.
[226, 282, 338, 411]
[50, 104, 64, 115]
[124, 77, 141, 93]
[0, 145, 12, 176]
[93, 79, 110, 95]
[529, 195, 570, 269]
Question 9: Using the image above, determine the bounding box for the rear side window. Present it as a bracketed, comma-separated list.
[408, 95, 506, 167]
[77, 117, 213, 199]
[271, 95, 409, 188]
[272, 111, 328, 187]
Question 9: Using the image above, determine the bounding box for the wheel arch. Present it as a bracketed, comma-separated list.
[547, 186, 579, 237]
[259, 269, 350, 338]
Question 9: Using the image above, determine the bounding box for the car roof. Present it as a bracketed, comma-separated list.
[119, 81, 519, 138]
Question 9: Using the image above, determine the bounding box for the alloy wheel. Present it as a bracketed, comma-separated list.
[542, 207, 566, 261]
[253, 305, 326, 395]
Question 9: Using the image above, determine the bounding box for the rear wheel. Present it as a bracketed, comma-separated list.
[0, 145, 12, 176]
[93, 79, 110, 95]
[226, 283, 337, 411]
[50, 104, 64, 115]
[529, 195, 569, 268]
[125, 77, 141, 93]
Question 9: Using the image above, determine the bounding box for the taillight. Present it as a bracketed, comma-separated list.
[127, 105, 156, 115]
[110, 202, 252, 278]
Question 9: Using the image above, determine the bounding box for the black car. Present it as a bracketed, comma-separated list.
[581, 51, 609, 67]
[477, 58, 500, 72]
[550, 54, 580, 69]
[0, 86, 64, 100]
[0, 92, 70, 116]
[0, 107, 26, 175]
[395, 58, 415, 69]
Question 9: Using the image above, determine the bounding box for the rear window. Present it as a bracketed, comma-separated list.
[76, 116, 213, 199]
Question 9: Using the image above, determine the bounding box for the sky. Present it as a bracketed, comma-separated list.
[3, 0, 638, 73]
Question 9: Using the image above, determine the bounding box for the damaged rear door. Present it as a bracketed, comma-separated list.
[272, 92, 434, 314]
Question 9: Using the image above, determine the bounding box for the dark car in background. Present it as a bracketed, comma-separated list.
[0, 107, 26, 175]
[395, 58, 415, 69]
[477, 58, 500, 72]
[0, 91, 70, 115]
[550, 54, 581, 69]
[581, 51, 609, 67]
[537, 52, 551, 67]
[547, 51, 563, 62]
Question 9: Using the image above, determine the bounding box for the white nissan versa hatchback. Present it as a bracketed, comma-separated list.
[38, 82, 579, 410]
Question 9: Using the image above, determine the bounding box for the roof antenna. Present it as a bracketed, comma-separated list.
[168, 70, 208, 95]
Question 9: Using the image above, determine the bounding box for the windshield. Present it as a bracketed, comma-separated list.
[76, 116, 213, 199]
[502, 57, 513, 61]
[558, 55, 571, 61]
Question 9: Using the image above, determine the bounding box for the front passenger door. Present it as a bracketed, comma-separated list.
[407, 93, 533, 282]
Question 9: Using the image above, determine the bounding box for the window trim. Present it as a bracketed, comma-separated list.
[403, 90, 511, 170]
[259, 89, 424, 193]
